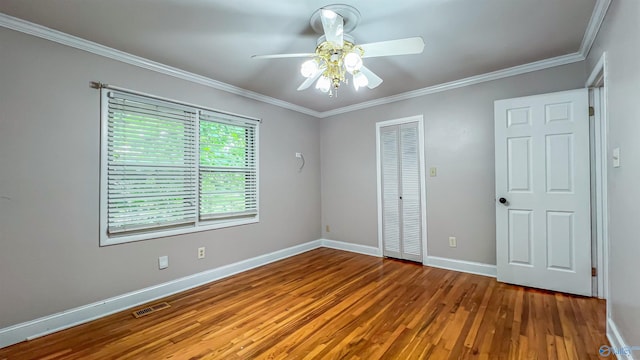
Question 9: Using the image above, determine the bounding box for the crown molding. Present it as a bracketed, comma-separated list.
[317, 52, 585, 118]
[579, 0, 612, 58]
[320, 0, 609, 118]
[1, 0, 608, 120]
[0, 13, 322, 118]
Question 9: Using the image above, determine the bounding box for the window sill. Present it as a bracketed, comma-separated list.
[99, 216, 259, 246]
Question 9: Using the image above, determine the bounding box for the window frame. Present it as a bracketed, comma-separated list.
[99, 87, 260, 246]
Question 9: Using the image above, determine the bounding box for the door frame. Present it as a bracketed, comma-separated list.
[376, 115, 428, 263]
[586, 52, 609, 301]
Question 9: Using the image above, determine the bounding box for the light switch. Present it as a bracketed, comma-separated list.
[158, 256, 169, 269]
[613, 147, 620, 168]
[429, 167, 437, 177]
[448, 236, 457, 248]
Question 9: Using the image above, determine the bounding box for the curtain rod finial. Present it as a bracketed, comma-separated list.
[90, 81, 107, 89]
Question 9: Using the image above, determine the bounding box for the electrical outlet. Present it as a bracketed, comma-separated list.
[448, 236, 457, 248]
[198, 247, 206, 259]
[326, 225, 330, 232]
[295, 152, 302, 158]
[429, 167, 437, 177]
[158, 256, 169, 269]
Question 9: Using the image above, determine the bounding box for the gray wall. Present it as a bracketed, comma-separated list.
[0, 28, 321, 328]
[3, 10, 630, 344]
[320, 63, 586, 265]
[586, 0, 640, 347]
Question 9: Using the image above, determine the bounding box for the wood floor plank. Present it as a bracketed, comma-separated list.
[0, 248, 607, 359]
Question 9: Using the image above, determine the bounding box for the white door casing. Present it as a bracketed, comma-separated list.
[377, 116, 426, 263]
[586, 51, 609, 301]
[495, 89, 591, 296]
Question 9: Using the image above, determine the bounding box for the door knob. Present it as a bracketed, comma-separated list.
[499, 197, 508, 204]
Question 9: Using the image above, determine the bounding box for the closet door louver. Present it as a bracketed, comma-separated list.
[380, 122, 422, 262]
[381, 126, 402, 258]
[400, 123, 422, 261]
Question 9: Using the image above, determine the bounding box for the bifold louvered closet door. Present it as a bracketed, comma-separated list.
[380, 122, 422, 262]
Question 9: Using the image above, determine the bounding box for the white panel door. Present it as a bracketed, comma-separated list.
[495, 89, 591, 296]
[379, 121, 422, 262]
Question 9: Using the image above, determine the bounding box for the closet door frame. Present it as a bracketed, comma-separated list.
[376, 115, 427, 263]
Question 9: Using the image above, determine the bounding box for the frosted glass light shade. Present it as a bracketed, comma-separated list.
[300, 59, 319, 78]
[316, 76, 331, 93]
[344, 52, 363, 73]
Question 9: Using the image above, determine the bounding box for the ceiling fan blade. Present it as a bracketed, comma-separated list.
[320, 9, 344, 48]
[251, 53, 315, 60]
[297, 66, 325, 91]
[360, 66, 383, 89]
[360, 37, 425, 58]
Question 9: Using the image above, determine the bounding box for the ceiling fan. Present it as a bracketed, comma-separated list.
[251, 4, 425, 97]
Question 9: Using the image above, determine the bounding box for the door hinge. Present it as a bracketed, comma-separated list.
[592, 267, 597, 276]
[589, 106, 595, 116]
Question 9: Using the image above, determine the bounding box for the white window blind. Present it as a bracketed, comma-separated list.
[199, 111, 258, 221]
[100, 88, 259, 245]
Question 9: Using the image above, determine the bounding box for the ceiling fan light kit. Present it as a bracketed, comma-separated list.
[252, 4, 425, 97]
[303, 38, 366, 96]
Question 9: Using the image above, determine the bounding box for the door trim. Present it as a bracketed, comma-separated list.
[376, 115, 428, 263]
[586, 52, 609, 301]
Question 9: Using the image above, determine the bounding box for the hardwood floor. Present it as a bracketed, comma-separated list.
[0, 248, 607, 359]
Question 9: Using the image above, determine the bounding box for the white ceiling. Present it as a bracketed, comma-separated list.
[0, 0, 597, 113]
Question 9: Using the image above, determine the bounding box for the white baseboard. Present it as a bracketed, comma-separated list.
[320, 240, 497, 278]
[424, 256, 497, 278]
[0, 239, 323, 349]
[319, 240, 497, 280]
[607, 316, 637, 360]
[320, 239, 381, 257]
[0, 240, 530, 350]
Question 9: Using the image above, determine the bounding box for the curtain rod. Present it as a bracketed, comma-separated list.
[90, 81, 262, 123]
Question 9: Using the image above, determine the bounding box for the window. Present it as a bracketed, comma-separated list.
[100, 89, 259, 246]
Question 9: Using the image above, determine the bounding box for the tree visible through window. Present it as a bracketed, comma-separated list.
[199, 119, 257, 220]
[100, 89, 259, 246]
